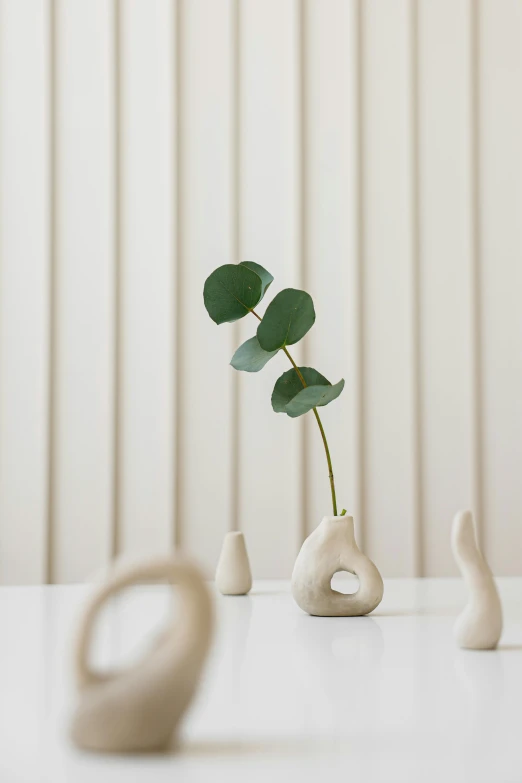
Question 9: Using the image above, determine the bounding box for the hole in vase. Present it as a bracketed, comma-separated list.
[89, 583, 176, 675]
[330, 572, 359, 594]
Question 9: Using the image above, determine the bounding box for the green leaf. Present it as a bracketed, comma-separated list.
[272, 367, 328, 412]
[239, 261, 273, 300]
[230, 336, 279, 372]
[271, 366, 345, 418]
[203, 264, 262, 324]
[286, 379, 345, 418]
[257, 288, 315, 351]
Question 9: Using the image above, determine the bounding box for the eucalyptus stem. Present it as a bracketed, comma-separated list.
[251, 308, 339, 516]
[312, 407, 338, 516]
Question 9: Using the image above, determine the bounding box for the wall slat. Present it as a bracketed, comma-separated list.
[229, 0, 241, 534]
[173, 0, 182, 548]
[294, 0, 306, 543]
[362, 0, 417, 576]
[416, 0, 474, 576]
[52, 0, 115, 581]
[237, 0, 303, 578]
[354, 0, 366, 549]
[176, 0, 234, 573]
[304, 0, 359, 535]
[117, 0, 175, 557]
[408, 0, 423, 576]
[0, 0, 50, 584]
[480, 0, 522, 574]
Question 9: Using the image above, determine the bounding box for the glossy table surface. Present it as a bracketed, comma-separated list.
[1, 577, 521, 783]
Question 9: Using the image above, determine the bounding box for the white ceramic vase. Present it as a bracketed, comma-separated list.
[215, 531, 252, 595]
[452, 510, 503, 650]
[70, 555, 213, 753]
[291, 515, 384, 617]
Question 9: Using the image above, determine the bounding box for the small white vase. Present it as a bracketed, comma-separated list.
[215, 531, 252, 595]
[452, 510, 503, 650]
[291, 515, 384, 617]
[70, 556, 213, 753]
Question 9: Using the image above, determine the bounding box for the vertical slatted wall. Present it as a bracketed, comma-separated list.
[0, 0, 520, 583]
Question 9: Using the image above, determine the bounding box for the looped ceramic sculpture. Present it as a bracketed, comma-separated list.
[292, 515, 384, 617]
[70, 555, 213, 753]
[215, 531, 252, 595]
[452, 510, 502, 650]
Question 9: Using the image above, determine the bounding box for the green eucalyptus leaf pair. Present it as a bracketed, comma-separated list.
[272, 368, 345, 419]
[203, 261, 344, 419]
[229, 285, 314, 375]
[204, 261, 315, 350]
[203, 261, 274, 325]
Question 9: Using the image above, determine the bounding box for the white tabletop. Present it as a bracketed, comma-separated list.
[0, 578, 521, 783]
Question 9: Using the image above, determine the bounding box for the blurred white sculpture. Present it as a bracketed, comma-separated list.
[70, 556, 213, 753]
[215, 531, 252, 595]
[452, 510, 503, 650]
[292, 515, 383, 617]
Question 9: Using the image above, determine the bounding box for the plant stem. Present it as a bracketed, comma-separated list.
[311, 407, 338, 516]
[250, 308, 339, 516]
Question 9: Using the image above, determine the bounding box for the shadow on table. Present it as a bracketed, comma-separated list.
[371, 606, 457, 617]
[180, 737, 334, 757]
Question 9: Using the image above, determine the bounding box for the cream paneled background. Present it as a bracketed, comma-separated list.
[0, 0, 521, 583]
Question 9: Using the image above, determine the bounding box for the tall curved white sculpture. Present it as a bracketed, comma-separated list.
[70, 556, 213, 753]
[452, 510, 503, 650]
[291, 515, 384, 617]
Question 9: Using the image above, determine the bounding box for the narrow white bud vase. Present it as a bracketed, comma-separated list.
[215, 531, 252, 595]
[292, 515, 383, 617]
[70, 556, 213, 753]
[452, 510, 503, 650]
